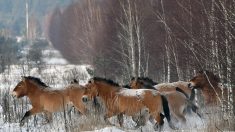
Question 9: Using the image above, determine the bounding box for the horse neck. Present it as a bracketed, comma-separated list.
[26, 81, 43, 96]
[202, 82, 222, 102]
[203, 80, 220, 91]
[96, 83, 118, 99]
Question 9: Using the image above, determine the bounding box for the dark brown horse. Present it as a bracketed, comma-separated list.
[130, 77, 201, 121]
[12, 76, 87, 126]
[189, 70, 223, 105]
[82, 77, 176, 131]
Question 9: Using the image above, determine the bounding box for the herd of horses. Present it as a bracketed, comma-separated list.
[12, 70, 223, 131]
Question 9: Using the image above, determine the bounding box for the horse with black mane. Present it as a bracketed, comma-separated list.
[12, 76, 88, 126]
[130, 77, 201, 122]
[82, 77, 176, 131]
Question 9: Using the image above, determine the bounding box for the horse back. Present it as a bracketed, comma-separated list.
[39, 89, 70, 112]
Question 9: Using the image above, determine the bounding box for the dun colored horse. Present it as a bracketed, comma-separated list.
[12, 76, 87, 126]
[130, 77, 201, 122]
[82, 77, 176, 131]
[130, 77, 194, 100]
[189, 70, 223, 105]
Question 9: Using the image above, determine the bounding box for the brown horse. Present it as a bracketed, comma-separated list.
[130, 77, 194, 100]
[82, 77, 176, 131]
[130, 77, 201, 122]
[188, 70, 223, 105]
[12, 76, 87, 126]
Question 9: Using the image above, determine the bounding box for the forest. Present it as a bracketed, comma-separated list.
[0, 0, 234, 131]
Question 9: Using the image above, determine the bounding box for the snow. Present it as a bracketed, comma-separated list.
[86, 127, 125, 132]
[43, 58, 68, 65]
[42, 48, 69, 65]
[0, 64, 92, 91]
[0, 48, 227, 132]
[0, 68, 218, 132]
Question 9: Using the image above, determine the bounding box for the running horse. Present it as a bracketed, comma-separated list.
[82, 77, 176, 131]
[12, 76, 87, 126]
[130, 77, 195, 101]
[130, 77, 201, 122]
[188, 70, 223, 105]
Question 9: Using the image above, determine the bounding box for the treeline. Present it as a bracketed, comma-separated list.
[0, 33, 49, 73]
[0, 0, 69, 36]
[47, 0, 235, 88]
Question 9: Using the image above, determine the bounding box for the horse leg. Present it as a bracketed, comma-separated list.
[133, 108, 150, 128]
[44, 111, 52, 124]
[68, 106, 74, 115]
[174, 111, 186, 124]
[20, 108, 41, 126]
[132, 115, 145, 128]
[132, 116, 140, 127]
[117, 113, 124, 127]
[104, 112, 114, 125]
[191, 104, 203, 118]
[73, 103, 86, 115]
[152, 113, 164, 132]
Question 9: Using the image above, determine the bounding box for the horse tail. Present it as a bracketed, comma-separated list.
[176, 87, 189, 98]
[189, 88, 196, 101]
[161, 95, 171, 122]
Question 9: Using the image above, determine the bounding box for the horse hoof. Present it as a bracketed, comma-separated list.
[42, 121, 49, 125]
[19, 122, 24, 127]
[153, 124, 163, 132]
[153, 124, 160, 131]
[134, 125, 141, 129]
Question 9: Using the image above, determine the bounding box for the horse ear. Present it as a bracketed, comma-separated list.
[73, 79, 79, 84]
[131, 76, 134, 80]
[90, 78, 95, 83]
[135, 77, 138, 81]
[21, 76, 26, 81]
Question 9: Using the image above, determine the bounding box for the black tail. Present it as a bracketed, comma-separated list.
[161, 95, 171, 123]
[176, 87, 189, 98]
[189, 88, 196, 101]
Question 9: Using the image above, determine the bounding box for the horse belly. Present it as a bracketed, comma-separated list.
[118, 97, 143, 116]
[40, 94, 69, 112]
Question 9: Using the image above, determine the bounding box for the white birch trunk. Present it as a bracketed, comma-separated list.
[222, 0, 233, 113]
[166, 45, 171, 83]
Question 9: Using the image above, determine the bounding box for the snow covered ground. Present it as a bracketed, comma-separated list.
[0, 48, 231, 132]
[0, 62, 214, 132]
[0, 61, 207, 132]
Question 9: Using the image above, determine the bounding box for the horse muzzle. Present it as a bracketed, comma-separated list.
[188, 83, 192, 88]
[11, 91, 17, 98]
[82, 96, 89, 103]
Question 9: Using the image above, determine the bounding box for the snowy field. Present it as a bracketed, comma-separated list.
[0, 52, 233, 131]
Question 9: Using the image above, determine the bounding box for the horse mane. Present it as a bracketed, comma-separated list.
[90, 77, 120, 87]
[71, 79, 79, 84]
[24, 76, 48, 88]
[132, 77, 158, 86]
[141, 83, 156, 90]
[198, 70, 220, 84]
[122, 84, 131, 89]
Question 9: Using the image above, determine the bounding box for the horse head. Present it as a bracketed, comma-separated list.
[188, 70, 220, 89]
[82, 78, 98, 103]
[12, 76, 28, 98]
[130, 77, 143, 89]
